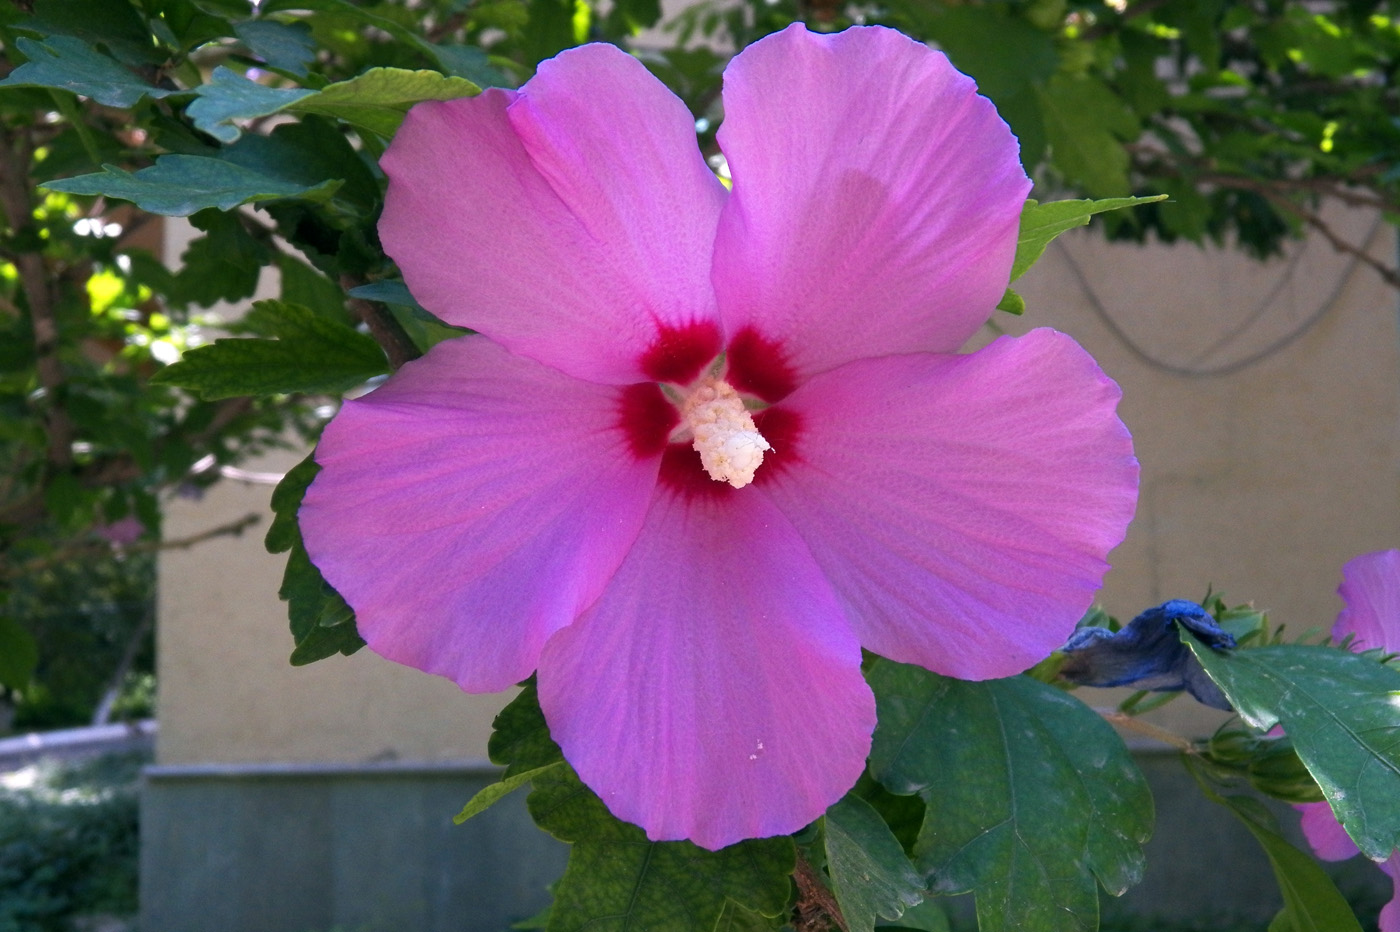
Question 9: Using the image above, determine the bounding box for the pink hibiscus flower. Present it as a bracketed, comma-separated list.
[1297, 549, 1400, 931]
[299, 23, 1139, 850]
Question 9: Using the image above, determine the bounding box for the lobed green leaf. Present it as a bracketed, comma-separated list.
[186, 66, 315, 143]
[868, 660, 1153, 932]
[824, 794, 927, 932]
[0, 35, 174, 108]
[529, 764, 795, 932]
[42, 154, 340, 216]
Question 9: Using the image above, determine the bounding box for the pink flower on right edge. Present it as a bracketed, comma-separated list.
[1298, 549, 1400, 930]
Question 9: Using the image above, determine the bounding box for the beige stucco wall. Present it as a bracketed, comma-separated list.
[156, 207, 1400, 764]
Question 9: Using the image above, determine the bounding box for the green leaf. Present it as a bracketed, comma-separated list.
[453, 762, 566, 824]
[152, 300, 387, 399]
[1036, 74, 1140, 197]
[0, 36, 174, 107]
[0, 616, 38, 689]
[912, 5, 1056, 167]
[265, 454, 318, 555]
[487, 679, 565, 776]
[1010, 196, 1168, 282]
[169, 209, 270, 308]
[996, 287, 1026, 315]
[287, 67, 480, 136]
[42, 155, 340, 216]
[1189, 765, 1363, 932]
[223, 116, 380, 215]
[186, 66, 315, 143]
[234, 20, 316, 77]
[288, 614, 364, 665]
[876, 898, 950, 932]
[262, 454, 362, 664]
[714, 900, 785, 932]
[280, 539, 355, 635]
[278, 254, 350, 322]
[1184, 636, 1400, 859]
[868, 661, 1153, 932]
[23, 0, 162, 66]
[824, 794, 927, 932]
[347, 281, 469, 352]
[528, 764, 795, 932]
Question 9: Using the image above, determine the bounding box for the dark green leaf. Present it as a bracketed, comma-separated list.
[1190, 766, 1363, 932]
[527, 764, 795, 932]
[0, 36, 174, 108]
[868, 661, 1153, 932]
[876, 898, 950, 932]
[714, 900, 785, 932]
[288, 614, 364, 665]
[234, 19, 316, 77]
[278, 254, 350, 322]
[0, 616, 39, 689]
[913, 5, 1056, 166]
[223, 116, 380, 215]
[348, 282, 470, 352]
[454, 762, 566, 824]
[152, 300, 387, 399]
[1036, 74, 1140, 196]
[186, 66, 314, 143]
[42, 155, 340, 216]
[287, 67, 480, 136]
[169, 209, 270, 308]
[1010, 196, 1168, 282]
[487, 679, 565, 776]
[24, 0, 162, 65]
[432, 44, 513, 88]
[824, 794, 927, 932]
[265, 454, 318, 555]
[280, 539, 354, 636]
[1184, 636, 1400, 859]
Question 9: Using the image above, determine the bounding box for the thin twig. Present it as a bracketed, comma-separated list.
[0, 125, 75, 467]
[0, 513, 262, 581]
[793, 852, 849, 932]
[340, 273, 421, 369]
[1096, 709, 1198, 753]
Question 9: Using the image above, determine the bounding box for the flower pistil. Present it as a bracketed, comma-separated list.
[678, 377, 771, 488]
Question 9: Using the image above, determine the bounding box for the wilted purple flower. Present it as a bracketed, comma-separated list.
[300, 24, 1138, 849]
[1059, 599, 1235, 710]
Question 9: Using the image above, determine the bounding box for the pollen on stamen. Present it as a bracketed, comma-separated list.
[680, 378, 771, 489]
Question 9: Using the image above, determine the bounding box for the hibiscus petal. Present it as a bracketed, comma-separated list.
[758, 329, 1138, 679]
[1296, 800, 1362, 861]
[380, 45, 726, 385]
[712, 24, 1031, 391]
[1381, 852, 1400, 932]
[300, 336, 660, 692]
[536, 478, 875, 850]
[1335, 549, 1400, 653]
